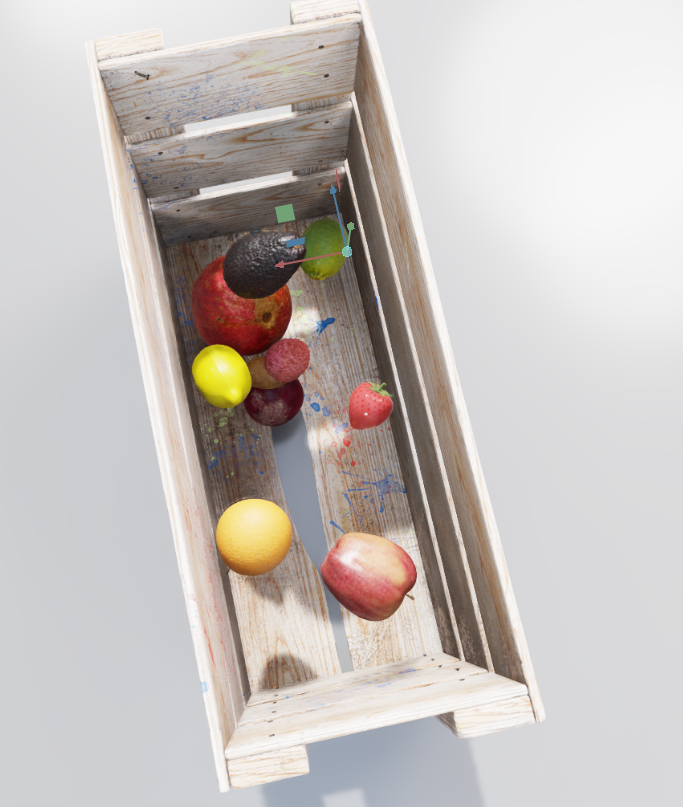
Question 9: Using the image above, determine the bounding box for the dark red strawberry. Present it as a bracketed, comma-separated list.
[349, 382, 394, 430]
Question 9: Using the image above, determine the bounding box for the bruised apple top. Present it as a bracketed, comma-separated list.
[191, 256, 292, 356]
[320, 532, 417, 621]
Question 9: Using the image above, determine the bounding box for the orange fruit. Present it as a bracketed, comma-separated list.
[216, 499, 292, 576]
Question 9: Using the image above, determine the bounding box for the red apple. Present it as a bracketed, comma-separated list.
[243, 380, 304, 427]
[191, 256, 292, 356]
[320, 532, 417, 621]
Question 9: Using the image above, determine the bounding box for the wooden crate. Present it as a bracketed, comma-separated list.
[87, 0, 544, 792]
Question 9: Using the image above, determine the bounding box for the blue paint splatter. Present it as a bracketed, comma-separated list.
[341, 469, 407, 514]
[330, 521, 346, 534]
[322, 406, 331, 417]
[315, 317, 335, 334]
[201, 681, 208, 692]
[334, 422, 349, 433]
[207, 449, 226, 469]
[310, 402, 321, 412]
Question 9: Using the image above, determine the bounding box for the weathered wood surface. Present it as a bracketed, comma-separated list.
[129, 102, 351, 197]
[338, 160, 463, 662]
[353, 0, 544, 720]
[437, 694, 535, 739]
[166, 237, 342, 693]
[95, 28, 163, 61]
[227, 745, 309, 788]
[264, 216, 443, 669]
[88, 39, 244, 792]
[152, 169, 342, 245]
[227, 652, 527, 759]
[290, 1, 358, 174]
[344, 102, 490, 669]
[99, 15, 361, 136]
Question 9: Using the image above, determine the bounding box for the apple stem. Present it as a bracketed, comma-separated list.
[406, 593, 415, 600]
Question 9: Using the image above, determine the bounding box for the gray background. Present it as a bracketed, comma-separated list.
[2, 0, 681, 804]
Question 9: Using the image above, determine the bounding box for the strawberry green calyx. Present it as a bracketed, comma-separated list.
[369, 382, 393, 398]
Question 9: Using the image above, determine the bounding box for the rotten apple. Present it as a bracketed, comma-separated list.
[320, 532, 417, 621]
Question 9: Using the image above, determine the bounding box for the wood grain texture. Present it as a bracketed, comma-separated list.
[152, 169, 342, 245]
[165, 237, 342, 693]
[272, 216, 443, 670]
[437, 694, 535, 738]
[87, 41, 243, 792]
[94, 28, 163, 61]
[99, 16, 361, 136]
[227, 745, 309, 788]
[227, 652, 527, 759]
[289, 0, 358, 173]
[344, 101, 490, 670]
[354, 0, 544, 720]
[338, 158, 462, 662]
[129, 102, 351, 197]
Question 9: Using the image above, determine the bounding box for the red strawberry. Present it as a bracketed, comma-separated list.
[349, 382, 394, 430]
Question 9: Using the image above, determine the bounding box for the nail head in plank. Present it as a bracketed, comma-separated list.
[99, 16, 361, 136]
[130, 102, 351, 198]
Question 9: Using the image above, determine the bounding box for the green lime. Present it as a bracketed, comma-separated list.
[302, 218, 346, 280]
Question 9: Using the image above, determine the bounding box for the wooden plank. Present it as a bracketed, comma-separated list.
[87, 41, 244, 793]
[353, 0, 544, 720]
[227, 652, 527, 759]
[151, 169, 342, 244]
[290, 1, 358, 175]
[129, 102, 351, 197]
[95, 28, 163, 61]
[228, 745, 309, 788]
[338, 163, 462, 662]
[99, 16, 361, 136]
[270, 217, 443, 669]
[166, 236, 342, 693]
[437, 694, 535, 739]
[343, 104, 489, 669]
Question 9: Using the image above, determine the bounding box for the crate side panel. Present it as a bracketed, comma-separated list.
[228, 745, 309, 788]
[130, 103, 351, 197]
[343, 107, 490, 668]
[353, 0, 544, 719]
[152, 170, 340, 245]
[87, 41, 242, 791]
[166, 237, 342, 692]
[99, 16, 361, 136]
[338, 162, 462, 661]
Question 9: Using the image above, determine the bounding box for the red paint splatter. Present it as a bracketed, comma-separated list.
[343, 437, 351, 447]
[351, 461, 356, 466]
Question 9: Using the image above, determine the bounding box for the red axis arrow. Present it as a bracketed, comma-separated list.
[275, 251, 343, 268]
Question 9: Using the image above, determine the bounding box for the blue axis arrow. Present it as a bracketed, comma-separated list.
[329, 184, 347, 247]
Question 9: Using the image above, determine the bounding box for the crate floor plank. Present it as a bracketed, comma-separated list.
[166, 238, 342, 692]
[226, 652, 527, 759]
[265, 216, 444, 670]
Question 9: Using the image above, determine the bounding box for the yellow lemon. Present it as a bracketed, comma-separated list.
[192, 345, 251, 408]
[216, 499, 292, 576]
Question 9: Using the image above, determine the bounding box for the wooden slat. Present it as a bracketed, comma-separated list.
[87, 41, 245, 793]
[166, 237, 342, 693]
[437, 694, 535, 738]
[290, 1, 358, 175]
[151, 169, 342, 244]
[129, 102, 351, 197]
[353, 0, 545, 720]
[338, 161, 462, 662]
[95, 28, 163, 61]
[227, 652, 527, 759]
[276, 218, 443, 669]
[343, 103, 489, 669]
[99, 16, 361, 136]
[228, 745, 309, 788]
